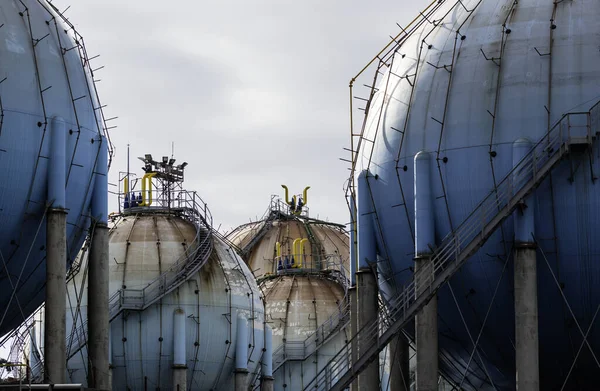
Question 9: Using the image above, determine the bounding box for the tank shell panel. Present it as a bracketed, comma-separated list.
[0, 0, 105, 335]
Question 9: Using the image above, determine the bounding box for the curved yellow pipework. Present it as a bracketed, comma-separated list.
[139, 174, 149, 206]
[146, 173, 157, 206]
[299, 238, 309, 268]
[303, 186, 310, 206]
[281, 185, 290, 204]
[292, 238, 301, 268]
[139, 173, 157, 206]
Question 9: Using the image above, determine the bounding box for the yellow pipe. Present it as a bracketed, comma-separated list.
[281, 184, 290, 204]
[139, 173, 157, 206]
[292, 238, 301, 268]
[139, 173, 149, 206]
[146, 173, 157, 206]
[124, 177, 129, 196]
[299, 238, 309, 268]
[303, 186, 310, 206]
[276, 242, 281, 258]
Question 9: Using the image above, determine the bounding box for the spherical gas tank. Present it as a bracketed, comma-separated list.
[64, 212, 265, 391]
[228, 217, 350, 281]
[358, 0, 600, 389]
[261, 275, 347, 389]
[0, 0, 107, 335]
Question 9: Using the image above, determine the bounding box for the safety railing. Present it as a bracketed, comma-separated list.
[271, 257, 351, 372]
[109, 189, 213, 320]
[303, 104, 599, 391]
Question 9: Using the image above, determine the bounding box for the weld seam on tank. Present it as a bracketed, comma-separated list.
[357, 170, 377, 270]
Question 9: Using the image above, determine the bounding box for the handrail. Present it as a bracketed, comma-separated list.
[109, 189, 213, 319]
[303, 103, 599, 390]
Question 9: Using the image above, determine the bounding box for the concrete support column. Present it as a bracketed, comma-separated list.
[414, 151, 438, 391]
[45, 116, 67, 385]
[390, 333, 410, 391]
[44, 209, 67, 384]
[415, 257, 438, 391]
[513, 138, 539, 391]
[261, 325, 274, 391]
[357, 269, 379, 391]
[514, 246, 539, 391]
[88, 136, 110, 390]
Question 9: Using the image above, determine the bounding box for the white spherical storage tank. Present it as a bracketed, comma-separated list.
[61, 209, 266, 390]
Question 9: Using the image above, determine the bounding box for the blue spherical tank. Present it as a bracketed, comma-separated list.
[0, 1, 109, 336]
[355, 0, 600, 389]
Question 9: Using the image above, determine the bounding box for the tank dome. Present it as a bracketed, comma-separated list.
[228, 199, 350, 281]
[353, 0, 600, 389]
[0, 0, 110, 335]
[229, 193, 351, 389]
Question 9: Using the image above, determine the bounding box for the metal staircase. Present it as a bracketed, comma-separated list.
[108, 190, 213, 321]
[272, 300, 351, 372]
[240, 210, 279, 258]
[303, 105, 599, 391]
[62, 191, 214, 362]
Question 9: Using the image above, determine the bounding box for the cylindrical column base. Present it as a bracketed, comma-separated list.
[173, 367, 187, 391]
[349, 286, 358, 391]
[261, 376, 274, 391]
[357, 269, 379, 391]
[515, 245, 539, 391]
[88, 224, 110, 390]
[235, 369, 248, 391]
[415, 256, 438, 391]
[390, 332, 410, 391]
[44, 209, 67, 385]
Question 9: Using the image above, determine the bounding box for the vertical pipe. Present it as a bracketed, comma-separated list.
[172, 309, 187, 391]
[349, 194, 358, 391]
[45, 116, 67, 385]
[235, 314, 249, 391]
[513, 139, 539, 391]
[88, 136, 110, 390]
[261, 325, 274, 391]
[414, 151, 438, 391]
[357, 170, 379, 390]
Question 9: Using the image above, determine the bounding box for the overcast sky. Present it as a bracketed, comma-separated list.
[60, 0, 427, 233]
